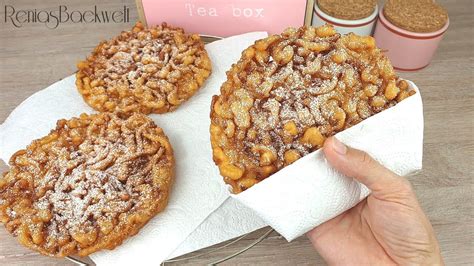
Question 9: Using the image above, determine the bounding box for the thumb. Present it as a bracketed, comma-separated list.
[323, 137, 412, 198]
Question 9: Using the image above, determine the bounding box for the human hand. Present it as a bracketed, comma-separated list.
[307, 137, 443, 265]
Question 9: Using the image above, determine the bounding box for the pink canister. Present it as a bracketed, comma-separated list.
[374, 9, 449, 71]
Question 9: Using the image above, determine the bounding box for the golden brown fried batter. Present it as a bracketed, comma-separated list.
[210, 25, 414, 193]
[0, 112, 174, 257]
[76, 22, 212, 114]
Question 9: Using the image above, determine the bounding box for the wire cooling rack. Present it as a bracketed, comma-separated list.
[65, 228, 275, 266]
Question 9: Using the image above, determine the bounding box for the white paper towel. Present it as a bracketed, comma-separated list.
[169, 198, 266, 258]
[234, 81, 424, 241]
[0, 32, 268, 265]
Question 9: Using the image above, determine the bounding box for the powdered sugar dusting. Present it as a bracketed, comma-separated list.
[0, 113, 173, 256]
[76, 22, 212, 114]
[211, 25, 412, 191]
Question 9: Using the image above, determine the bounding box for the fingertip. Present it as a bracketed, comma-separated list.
[323, 138, 377, 186]
[322, 137, 406, 197]
[322, 137, 334, 155]
[322, 137, 335, 161]
[323, 137, 339, 155]
[324, 136, 346, 157]
[323, 137, 346, 171]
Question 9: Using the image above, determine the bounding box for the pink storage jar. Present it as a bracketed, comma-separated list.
[374, 9, 449, 71]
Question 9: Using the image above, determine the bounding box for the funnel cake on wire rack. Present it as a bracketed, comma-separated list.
[210, 25, 415, 193]
[76, 22, 212, 114]
[0, 112, 174, 257]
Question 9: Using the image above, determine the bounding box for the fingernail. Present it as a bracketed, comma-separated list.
[332, 137, 347, 155]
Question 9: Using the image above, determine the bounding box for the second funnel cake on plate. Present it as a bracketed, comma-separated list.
[210, 25, 415, 193]
[0, 113, 174, 257]
[76, 22, 212, 114]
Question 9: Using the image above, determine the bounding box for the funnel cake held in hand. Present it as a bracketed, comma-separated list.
[76, 22, 212, 114]
[210, 25, 415, 193]
[0, 113, 174, 257]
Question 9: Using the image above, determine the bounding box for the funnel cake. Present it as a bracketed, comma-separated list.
[76, 22, 212, 114]
[0, 113, 174, 257]
[210, 25, 415, 193]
